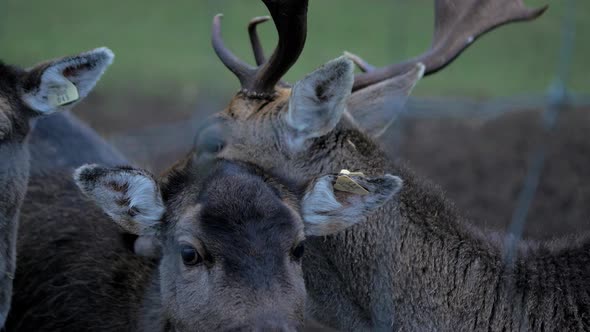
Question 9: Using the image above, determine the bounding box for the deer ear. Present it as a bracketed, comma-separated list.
[74, 164, 164, 235]
[285, 57, 354, 150]
[302, 173, 403, 236]
[346, 63, 424, 138]
[22, 47, 114, 115]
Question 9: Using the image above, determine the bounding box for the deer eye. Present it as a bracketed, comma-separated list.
[202, 137, 225, 154]
[180, 245, 203, 266]
[291, 243, 305, 261]
[195, 120, 226, 155]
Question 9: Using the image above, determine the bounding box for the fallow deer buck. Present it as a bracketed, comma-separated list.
[194, 0, 587, 330]
[0, 47, 114, 328]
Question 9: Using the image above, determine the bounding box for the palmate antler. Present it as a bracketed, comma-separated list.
[214, 0, 546, 97]
[212, 0, 308, 98]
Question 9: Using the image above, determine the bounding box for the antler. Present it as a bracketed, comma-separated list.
[212, 0, 308, 98]
[348, 0, 548, 92]
[249, 16, 270, 66]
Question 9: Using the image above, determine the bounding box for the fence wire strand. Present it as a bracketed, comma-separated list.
[502, 0, 577, 266]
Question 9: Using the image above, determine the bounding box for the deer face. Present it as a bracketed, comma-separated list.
[160, 160, 306, 330]
[75, 156, 401, 330]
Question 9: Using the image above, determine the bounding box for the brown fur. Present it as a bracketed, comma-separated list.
[203, 84, 590, 331]
[8, 159, 311, 331]
[0, 63, 38, 328]
[8, 173, 154, 332]
[0, 47, 113, 330]
[10, 106, 396, 331]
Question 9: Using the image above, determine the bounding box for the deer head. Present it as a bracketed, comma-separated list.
[0, 47, 114, 142]
[202, 0, 546, 175]
[74, 154, 401, 330]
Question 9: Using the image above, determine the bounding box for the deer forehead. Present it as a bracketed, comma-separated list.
[171, 175, 304, 240]
[225, 88, 291, 119]
[173, 201, 303, 257]
[172, 204, 204, 241]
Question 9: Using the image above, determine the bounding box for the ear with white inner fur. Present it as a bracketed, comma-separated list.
[346, 63, 425, 138]
[285, 56, 354, 150]
[73, 164, 164, 235]
[302, 173, 403, 236]
[22, 47, 114, 115]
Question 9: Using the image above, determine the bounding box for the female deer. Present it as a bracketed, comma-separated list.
[0, 47, 113, 327]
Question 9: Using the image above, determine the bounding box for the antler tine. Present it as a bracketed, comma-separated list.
[250, 0, 308, 96]
[212, 14, 256, 88]
[248, 16, 271, 66]
[344, 51, 376, 73]
[351, 0, 548, 92]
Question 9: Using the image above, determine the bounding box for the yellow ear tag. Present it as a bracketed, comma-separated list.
[334, 169, 369, 195]
[47, 79, 79, 107]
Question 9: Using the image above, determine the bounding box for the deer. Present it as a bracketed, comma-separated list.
[0, 47, 114, 328]
[181, 0, 588, 330]
[4, 44, 400, 332]
[7, 131, 400, 331]
[0, 13, 401, 331]
[6, 0, 583, 331]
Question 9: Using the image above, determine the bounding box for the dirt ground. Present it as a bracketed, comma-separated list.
[390, 104, 590, 240]
[73, 92, 590, 241]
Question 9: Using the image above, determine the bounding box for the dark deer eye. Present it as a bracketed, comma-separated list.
[196, 121, 226, 154]
[203, 138, 225, 153]
[292, 243, 305, 260]
[180, 245, 203, 266]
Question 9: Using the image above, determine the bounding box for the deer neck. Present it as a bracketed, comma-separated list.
[304, 126, 590, 330]
[384, 168, 590, 330]
[301, 122, 492, 328]
[0, 140, 29, 220]
[302, 133, 501, 328]
[0, 140, 30, 325]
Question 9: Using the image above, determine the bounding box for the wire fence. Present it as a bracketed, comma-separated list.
[3, 0, 583, 329]
[500, 0, 576, 266]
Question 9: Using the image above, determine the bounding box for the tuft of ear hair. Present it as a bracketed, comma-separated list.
[285, 57, 354, 150]
[73, 164, 164, 235]
[22, 47, 114, 115]
[346, 62, 425, 138]
[302, 172, 403, 236]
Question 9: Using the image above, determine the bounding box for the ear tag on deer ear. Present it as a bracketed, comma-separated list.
[334, 169, 369, 195]
[47, 79, 79, 107]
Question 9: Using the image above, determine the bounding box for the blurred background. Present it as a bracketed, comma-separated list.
[2, 0, 589, 239]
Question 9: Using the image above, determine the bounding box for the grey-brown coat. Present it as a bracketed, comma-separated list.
[0, 47, 113, 328]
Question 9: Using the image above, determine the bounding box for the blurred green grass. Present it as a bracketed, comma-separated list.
[1, 0, 587, 101]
